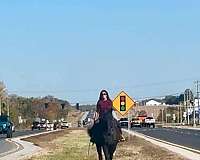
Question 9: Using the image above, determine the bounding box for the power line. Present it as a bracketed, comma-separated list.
[8, 78, 195, 94]
[69, 92, 181, 105]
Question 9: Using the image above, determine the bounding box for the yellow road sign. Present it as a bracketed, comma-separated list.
[113, 91, 135, 116]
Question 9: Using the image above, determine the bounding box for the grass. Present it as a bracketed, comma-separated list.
[24, 129, 186, 160]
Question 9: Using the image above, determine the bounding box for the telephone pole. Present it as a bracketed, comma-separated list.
[195, 81, 200, 125]
[0, 98, 1, 116]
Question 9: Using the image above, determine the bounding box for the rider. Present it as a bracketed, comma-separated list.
[94, 90, 125, 141]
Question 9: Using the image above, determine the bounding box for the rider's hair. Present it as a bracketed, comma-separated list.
[99, 90, 111, 101]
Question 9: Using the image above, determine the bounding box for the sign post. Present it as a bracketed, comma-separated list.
[113, 91, 135, 138]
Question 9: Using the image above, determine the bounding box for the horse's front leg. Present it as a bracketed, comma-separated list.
[102, 145, 111, 160]
[96, 144, 103, 160]
[109, 143, 118, 160]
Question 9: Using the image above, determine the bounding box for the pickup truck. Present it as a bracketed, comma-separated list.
[143, 117, 155, 128]
[0, 115, 13, 138]
[131, 118, 142, 128]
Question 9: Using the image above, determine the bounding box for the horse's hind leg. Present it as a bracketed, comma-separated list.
[103, 145, 111, 160]
[96, 144, 103, 160]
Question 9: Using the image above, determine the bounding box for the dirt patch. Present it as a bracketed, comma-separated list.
[23, 129, 187, 160]
[115, 133, 187, 160]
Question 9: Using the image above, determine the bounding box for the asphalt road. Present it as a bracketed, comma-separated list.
[0, 129, 45, 156]
[132, 127, 200, 151]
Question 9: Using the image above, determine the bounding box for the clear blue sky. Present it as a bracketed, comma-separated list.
[0, 1, 200, 104]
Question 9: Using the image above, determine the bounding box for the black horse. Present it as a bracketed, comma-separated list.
[88, 111, 121, 160]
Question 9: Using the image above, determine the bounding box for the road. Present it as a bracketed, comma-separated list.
[0, 129, 45, 156]
[132, 127, 200, 151]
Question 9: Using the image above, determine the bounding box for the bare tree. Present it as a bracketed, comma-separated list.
[0, 81, 7, 115]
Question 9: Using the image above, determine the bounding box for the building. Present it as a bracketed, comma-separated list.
[194, 98, 200, 107]
[146, 100, 161, 106]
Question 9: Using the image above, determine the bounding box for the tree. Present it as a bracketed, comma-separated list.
[164, 96, 179, 105]
[179, 94, 184, 102]
[0, 81, 7, 115]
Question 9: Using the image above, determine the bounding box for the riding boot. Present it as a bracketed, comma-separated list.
[117, 123, 125, 141]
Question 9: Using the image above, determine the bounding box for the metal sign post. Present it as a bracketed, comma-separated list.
[128, 110, 131, 140]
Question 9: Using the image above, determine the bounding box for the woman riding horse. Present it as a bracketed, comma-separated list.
[89, 90, 125, 160]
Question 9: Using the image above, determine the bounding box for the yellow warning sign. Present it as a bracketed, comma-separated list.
[113, 91, 135, 116]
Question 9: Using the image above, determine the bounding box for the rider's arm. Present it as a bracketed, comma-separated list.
[96, 101, 100, 113]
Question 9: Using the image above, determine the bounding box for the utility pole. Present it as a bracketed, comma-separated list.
[7, 98, 9, 116]
[161, 108, 164, 124]
[192, 98, 196, 127]
[180, 105, 182, 123]
[195, 81, 200, 125]
[0, 97, 1, 116]
[186, 92, 190, 125]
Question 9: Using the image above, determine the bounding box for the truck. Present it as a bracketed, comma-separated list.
[143, 117, 155, 128]
[131, 117, 142, 128]
[0, 115, 13, 138]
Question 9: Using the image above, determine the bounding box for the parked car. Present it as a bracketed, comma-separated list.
[61, 121, 69, 129]
[31, 121, 41, 130]
[0, 115, 13, 138]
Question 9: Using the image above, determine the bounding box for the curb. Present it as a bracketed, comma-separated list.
[123, 129, 200, 160]
[0, 139, 22, 158]
[163, 126, 200, 131]
[0, 129, 63, 160]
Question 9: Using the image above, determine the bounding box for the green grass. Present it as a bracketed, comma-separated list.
[27, 130, 97, 160]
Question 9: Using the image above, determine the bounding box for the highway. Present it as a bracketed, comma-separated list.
[132, 127, 200, 151]
[0, 129, 45, 156]
[0, 111, 91, 157]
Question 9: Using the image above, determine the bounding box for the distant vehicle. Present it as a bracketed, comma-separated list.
[119, 118, 129, 128]
[0, 115, 13, 138]
[53, 122, 59, 130]
[31, 121, 41, 130]
[61, 121, 69, 129]
[143, 117, 155, 128]
[40, 122, 47, 129]
[131, 118, 141, 128]
[46, 122, 54, 131]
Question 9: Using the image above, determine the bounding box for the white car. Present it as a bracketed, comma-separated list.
[61, 121, 69, 129]
[40, 122, 47, 129]
[46, 123, 54, 131]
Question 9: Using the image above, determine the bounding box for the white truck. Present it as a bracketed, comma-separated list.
[143, 117, 155, 128]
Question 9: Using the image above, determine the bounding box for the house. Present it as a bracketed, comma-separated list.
[146, 100, 161, 106]
[194, 99, 200, 107]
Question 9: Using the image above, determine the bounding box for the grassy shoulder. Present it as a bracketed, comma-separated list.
[23, 129, 186, 160]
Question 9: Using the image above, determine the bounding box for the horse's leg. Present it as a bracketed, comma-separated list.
[102, 145, 111, 160]
[109, 143, 118, 160]
[96, 144, 103, 160]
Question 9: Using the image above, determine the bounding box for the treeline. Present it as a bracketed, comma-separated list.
[7, 95, 72, 128]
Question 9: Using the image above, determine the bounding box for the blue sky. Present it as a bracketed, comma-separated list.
[0, 1, 200, 104]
